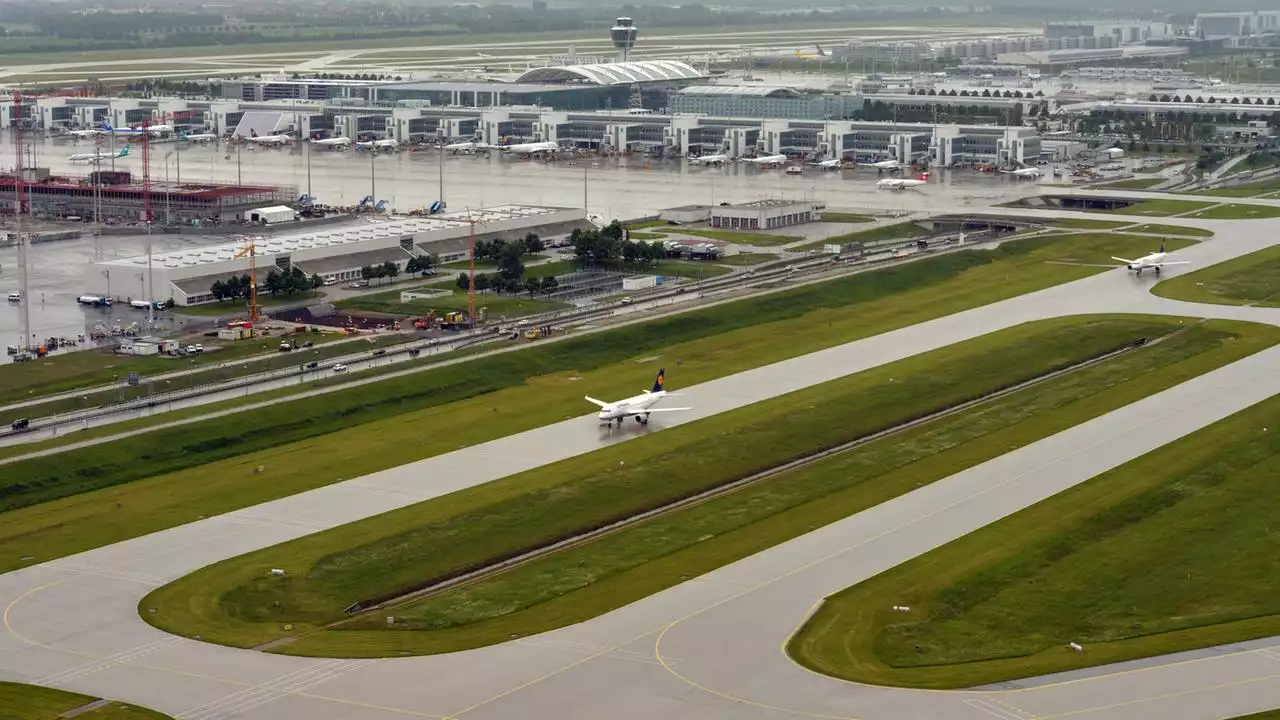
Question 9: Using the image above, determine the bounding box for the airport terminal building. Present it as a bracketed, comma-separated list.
[84, 205, 590, 307]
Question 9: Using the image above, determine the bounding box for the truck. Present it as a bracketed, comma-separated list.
[78, 295, 112, 306]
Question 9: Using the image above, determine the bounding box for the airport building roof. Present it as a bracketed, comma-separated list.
[99, 205, 565, 270]
[677, 85, 803, 98]
[515, 60, 703, 86]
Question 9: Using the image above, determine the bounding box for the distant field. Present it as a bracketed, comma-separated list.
[1127, 223, 1214, 237]
[1044, 218, 1131, 230]
[1108, 199, 1215, 217]
[670, 228, 803, 246]
[717, 253, 779, 266]
[797, 221, 929, 251]
[789, 374, 1280, 689]
[0, 682, 172, 720]
[1154, 243, 1280, 308]
[1185, 203, 1280, 220]
[820, 212, 875, 223]
[1098, 177, 1164, 190]
[1194, 181, 1280, 198]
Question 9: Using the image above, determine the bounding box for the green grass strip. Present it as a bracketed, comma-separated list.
[1154, 244, 1280, 308]
[797, 221, 929, 251]
[0, 233, 1185, 574]
[1105, 199, 1215, 217]
[0, 682, 172, 720]
[142, 316, 1279, 655]
[1126, 223, 1214, 238]
[1185, 203, 1280, 220]
[789, 378, 1280, 688]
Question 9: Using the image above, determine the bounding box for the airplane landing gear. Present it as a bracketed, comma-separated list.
[1154, 266, 1161, 276]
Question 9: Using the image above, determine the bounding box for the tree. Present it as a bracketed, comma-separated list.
[382, 260, 400, 284]
[522, 233, 544, 254]
[264, 269, 281, 295]
[524, 277, 541, 297]
[310, 274, 324, 290]
[456, 272, 470, 291]
[539, 275, 559, 297]
[498, 241, 526, 282]
[360, 265, 374, 283]
[210, 279, 226, 301]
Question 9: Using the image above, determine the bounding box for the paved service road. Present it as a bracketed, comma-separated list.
[2, 212, 1280, 720]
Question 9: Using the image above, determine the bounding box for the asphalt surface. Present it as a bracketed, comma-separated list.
[2, 211, 1280, 720]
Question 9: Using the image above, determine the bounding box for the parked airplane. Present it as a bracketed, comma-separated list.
[66, 127, 104, 138]
[877, 172, 930, 190]
[68, 146, 129, 164]
[808, 158, 842, 170]
[689, 153, 728, 166]
[180, 132, 218, 143]
[739, 154, 788, 167]
[356, 138, 399, 151]
[500, 140, 560, 156]
[443, 140, 497, 154]
[1002, 167, 1043, 178]
[102, 121, 171, 137]
[310, 136, 352, 149]
[1112, 241, 1190, 276]
[867, 159, 903, 170]
[584, 368, 691, 428]
[245, 132, 292, 145]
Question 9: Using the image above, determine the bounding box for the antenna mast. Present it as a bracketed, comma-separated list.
[467, 211, 477, 327]
[13, 90, 31, 352]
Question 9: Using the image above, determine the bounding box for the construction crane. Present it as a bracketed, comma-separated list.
[234, 237, 261, 324]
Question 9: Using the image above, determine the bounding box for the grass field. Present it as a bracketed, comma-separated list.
[0, 233, 1187, 574]
[1126, 223, 1214, 237]
[1193, 181, 1280, 198]
[0, 333, 405, 428]
[1185, 203, 1280, 220]
[1099, 178, 1164, 190]
[626, 231, 668, 240]
[669, 228, 803, 246]
[0, 682, 172, 720]
[1153, 244, 1280, 308]
[820, 213, 875, 223]
[1044, 218, 1132, 230]
[717, 253, 779, 266]
[0, 329, 353, 408]
[174, 291, 323, 317]
[1109, 199, 1216, 217]
[623, 219, 669, 230]
[338, 288, 568, 319]
[788, 374, 1280, 689]
[797, 221, 930, 251]
[141, 316, 1280, 654]
[1230, 712, 1280, 719]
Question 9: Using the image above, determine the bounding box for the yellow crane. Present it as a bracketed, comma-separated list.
[233, 237, 260, 324]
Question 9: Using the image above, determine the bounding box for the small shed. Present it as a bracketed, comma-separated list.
[1102, 147, 1125, 160]
[248, 205, 298, 224]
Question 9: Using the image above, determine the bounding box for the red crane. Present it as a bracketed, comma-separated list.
[138, 110, 199, 224]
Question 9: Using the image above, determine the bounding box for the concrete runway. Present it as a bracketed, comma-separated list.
[2, 212, 1280, 720]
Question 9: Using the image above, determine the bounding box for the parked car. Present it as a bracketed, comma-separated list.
[305, 361, 319, 369]
[332, 363, 348, 374]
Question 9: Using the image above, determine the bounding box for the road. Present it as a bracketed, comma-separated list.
[2, 211, 1280, 720]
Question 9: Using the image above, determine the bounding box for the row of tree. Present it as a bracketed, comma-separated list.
[1148, 94, 1279, 106]
[472, 233, 545, 263]
[570, 223, 670, 267]
[455, 273, 560, 298]
[208, 267, 321, 302]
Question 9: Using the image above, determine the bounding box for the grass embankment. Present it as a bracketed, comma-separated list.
[1186, 203, 1280, 220]
[1126, 223, 1214, 237]
[0, 682, 172, 720]
[797, 221, 930, 251]
[0, 334, 406, 427]
[717, 253, 779, 266]
[1099, 178, 1164, 190]
[1193, 181, 1280, 198]
[1153, 243, 1280, 308]
[0, 331, 353, 408]
[1230, 712, 1280, 720]
[789, 372, 1280, 689]
[1046, 219, 1131, 230]
[623, 219, 669, 230]
[1108, 199, 1215, 217]
[176, 291, 324, 317]
[0, 233, 1184, 573]
[142, 316, 1280, 655]
[340, 289, 568, 319]
[670, 228, 803, 246]
[820, 213, 875, 223]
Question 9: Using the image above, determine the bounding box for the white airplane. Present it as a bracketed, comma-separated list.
[877, 172, 931, 190]
[689, 153, 728, 166]
[809, 158, 842, 170]
[68, 146, 129, 164]
[867, 159, 903, 170]
[1112, 241, 1190, 276]
[245, 133, 292, 145]
[1002, 167, 1043, 178]
[443, 140, 496, 154]
[310, 136, 352, 149]
[739, 154, 788, 167]
[102, 121, 171, 137]
[66, 127, 104, 139]
[356, 138, 399, 151]
[499, 140, 560, 156]
[584, 368, 691, 428]
[180, 132, 218, 143]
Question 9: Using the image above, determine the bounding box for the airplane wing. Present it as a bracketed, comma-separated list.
[583, 395, 610, 408]
[620, 407, 691, 415]
[1111, 257, 1137, 264]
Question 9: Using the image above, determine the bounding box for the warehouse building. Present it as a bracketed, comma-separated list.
[711, 200, 822, 231]
[84, 205, 590, 306]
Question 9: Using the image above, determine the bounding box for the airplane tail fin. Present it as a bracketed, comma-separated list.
[103, 120, 113, 132]
[1159, 240, 1166, 254]
[651, 368, 666, 394]
[119, 146, 129, 157]
[919, 172, 930, 181]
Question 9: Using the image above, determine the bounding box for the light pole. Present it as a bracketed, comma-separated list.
[164, 151, 173, 226]
[370, 147, 376, 208]
[305, 139, 312, 200]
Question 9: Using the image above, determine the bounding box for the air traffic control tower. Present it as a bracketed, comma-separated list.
[610, 17, 638, 62]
